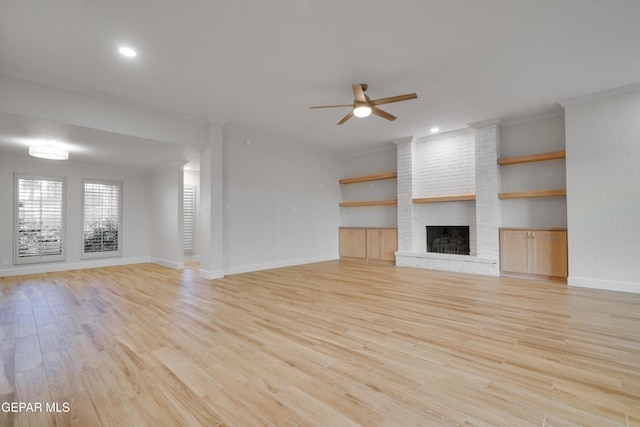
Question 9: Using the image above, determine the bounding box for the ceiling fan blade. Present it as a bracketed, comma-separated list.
[370, 93, 417, 106]
[309, 104, 353, 109]
[352, 84, 367, 103]
[371, 106, 397, 121]
[337, 110, 354, 125]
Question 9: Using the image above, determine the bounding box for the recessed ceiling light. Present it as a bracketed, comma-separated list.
[118, 46, 137, 58]
[430, 127, 440, 133]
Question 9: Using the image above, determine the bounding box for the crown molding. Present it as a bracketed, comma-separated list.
[467, 118, 503, 129]
[559, 82, 640, 108]
[222, 123, 343, 158]
[500, 109, 564, 128]
[0, 68, 211, 125]
[417, 127, 473, 143]
[391, 136, 415, 146]
[344, 142, 396, 158]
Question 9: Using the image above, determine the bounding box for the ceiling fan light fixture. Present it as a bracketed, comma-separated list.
[29, 145, 69, 160]
[310, 84, 416, 125]
[353, 103, 372, 118]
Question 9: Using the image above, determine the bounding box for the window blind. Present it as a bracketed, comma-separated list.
[83, 181, 122, 256]
[16, 175, 65, 263]
[184, 185, 196, 254]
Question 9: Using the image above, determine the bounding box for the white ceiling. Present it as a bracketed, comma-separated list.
[1, 0, 640, 166]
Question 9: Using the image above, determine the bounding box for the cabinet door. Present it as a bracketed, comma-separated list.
[339, 228, 366, 259]
[380, 228, 398, 261]
[365, 229, 383, 260]
[532, 230, 567, 277]
[500, 229, 530, 274]
[366, 228, 397, 262]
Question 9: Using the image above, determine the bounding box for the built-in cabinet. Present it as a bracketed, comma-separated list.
[339, 171, 398, 263]
[500, 228, 568, 281]
[339, 227, 397, 264]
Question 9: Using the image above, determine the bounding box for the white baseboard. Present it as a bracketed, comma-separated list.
[568, 276, 640, 294]
[199, 268, 225, 280]
[151, 258, 185, 270]
[0, 254, 340, 280]
[0, 257, 152, 278]
[225, 254, 339, 276]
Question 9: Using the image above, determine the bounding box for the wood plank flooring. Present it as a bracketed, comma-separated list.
[1, 261, 640, 426]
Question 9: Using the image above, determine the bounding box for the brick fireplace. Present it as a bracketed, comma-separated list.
[393, 120, 502, 276]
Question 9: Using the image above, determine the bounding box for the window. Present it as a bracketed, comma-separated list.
[183, 184, 196, 255]
[15, 174, 66, 264]
[82, 180, 122, 258]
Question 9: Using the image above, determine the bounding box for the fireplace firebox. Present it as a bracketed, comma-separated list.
[426, 226, 470, 255]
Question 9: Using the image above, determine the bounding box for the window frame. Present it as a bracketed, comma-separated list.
[14, 173, 67, 265]
[81, 178, 123, 259]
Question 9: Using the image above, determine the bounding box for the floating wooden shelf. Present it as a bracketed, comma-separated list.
[339, 199, 397, 207]
[498, 189, 566, 199]
[413, 194, 476, 204]
[498, 150, 565, 166]
[339, 172, 397, 185]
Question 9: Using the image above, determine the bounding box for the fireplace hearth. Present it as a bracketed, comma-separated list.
[426, 226, 470, 255]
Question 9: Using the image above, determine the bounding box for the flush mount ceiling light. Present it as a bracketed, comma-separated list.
[29, 146, 69, 160]
[118, 46, 137, 58]
[430, 127, 440, 133]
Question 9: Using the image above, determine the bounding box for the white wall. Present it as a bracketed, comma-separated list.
[340, 147, 397, 227]
[199, 124, 225, 279]
[0, 153, 151, 276]
[563, 86, 640, 293]
[223, 129, 342, 274]
[150, 164, 184, 269]
[500, 114, 567, 228]
[343, 146, 396, 176]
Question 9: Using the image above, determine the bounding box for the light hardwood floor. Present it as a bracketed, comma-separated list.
[1, 261, 639, 426]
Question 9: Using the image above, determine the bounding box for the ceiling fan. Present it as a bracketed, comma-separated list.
[310, 84, 417, 125]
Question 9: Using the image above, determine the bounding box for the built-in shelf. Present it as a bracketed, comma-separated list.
[413, 194, 476, 204]
[497, 150, 566, 166]
[339, 199, 397, 207]
[339, 172, 397, 185]
[339, 172, 397, 208]
[498, 189, 567, 199]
